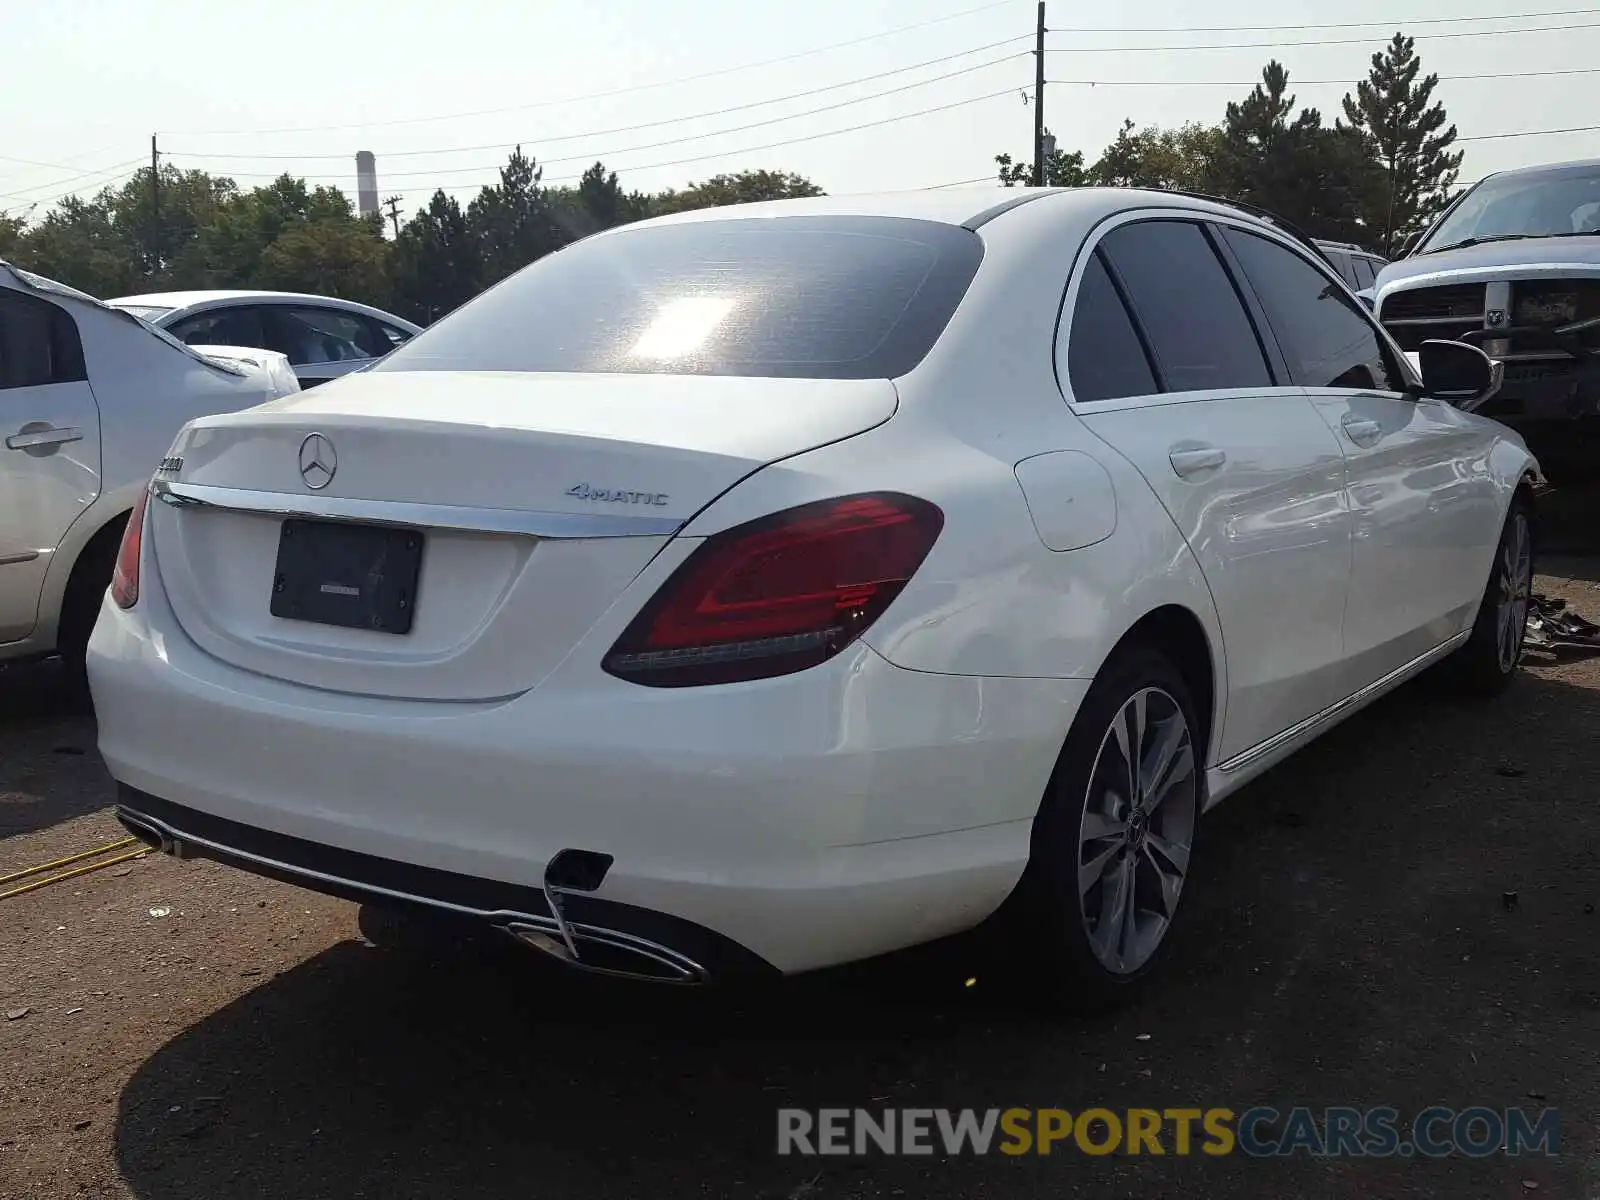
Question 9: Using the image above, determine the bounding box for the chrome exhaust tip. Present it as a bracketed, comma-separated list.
[500, 919, 706, 984]
[116, 808, 175, 856]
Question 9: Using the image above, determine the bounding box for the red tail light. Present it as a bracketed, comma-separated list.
[110, 485, 151, 610]
[603, 492, 944, 687]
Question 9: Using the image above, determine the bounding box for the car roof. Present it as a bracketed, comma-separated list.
[634, 185, 1302, 234]
[1478, 156, 1600, 182]
[106, 288, 378, 309]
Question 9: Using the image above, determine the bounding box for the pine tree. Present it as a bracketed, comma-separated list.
[1340, 33, 1464, 255]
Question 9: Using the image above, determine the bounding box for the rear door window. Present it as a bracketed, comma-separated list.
[1064, 251, 1159, 402]
[0, 289, 87, 389]
[1351, 255, 1377, 290]
[375, 215, 984, 380]
[1097, 220, 1273, 393]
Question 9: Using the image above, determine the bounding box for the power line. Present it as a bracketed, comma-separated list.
[1046, 17, 1600, 52]
[164, 43, 1029, 164]
[375, 88, 1022, 197]
[1046, 64, 1600, 87]
[5, 167, 145, 217]
[168, 64, 1029, 184]
[1054, 6, 1600, 33]
[1459, 123, 1600, 143]
[1, 158, 146, 209]
[160, 0, 1022, 137]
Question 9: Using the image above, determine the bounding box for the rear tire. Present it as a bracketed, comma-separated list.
[1440, 493, 1534, 698]
[55, 527, 122, 698]
[1008, 642, 1204, 1014]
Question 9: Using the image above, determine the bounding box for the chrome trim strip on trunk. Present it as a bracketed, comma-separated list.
[151, 479, 685, 539]
[1215, 632, 1471, 775]
[114, 804, 708, 984]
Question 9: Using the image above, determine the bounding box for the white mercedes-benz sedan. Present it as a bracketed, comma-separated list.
[87, 187, 1538, 1007]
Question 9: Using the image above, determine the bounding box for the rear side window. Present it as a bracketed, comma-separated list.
[375, 215, 983, 380]
[1222, 227, 1403, 392]
[1351, 256, 1377, 289]
[169, 306, 270, 351]
[1098, 220, 1271, 393]
[0, 289, 87, 389]
[273, 307, 390, 364]
[1066, 251, 1158, 402]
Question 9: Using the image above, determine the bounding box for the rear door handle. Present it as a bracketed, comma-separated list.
[5, 426, 83, 451]
[1169, 447, 1227, 478]
[1341, 415, 1383, 447]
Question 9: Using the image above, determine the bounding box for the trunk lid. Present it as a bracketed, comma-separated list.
[149, 371, 897, 700]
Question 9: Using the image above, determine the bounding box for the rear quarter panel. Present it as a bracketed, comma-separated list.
[677, 193, 1227, 733]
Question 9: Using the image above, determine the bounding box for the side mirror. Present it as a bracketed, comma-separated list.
[1356, 288, 1375, 312]
[1416, 339, 1502, 412]
[1399, 232, 1422, 258]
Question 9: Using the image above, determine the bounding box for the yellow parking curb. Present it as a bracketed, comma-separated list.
[0, 839, 152, 901]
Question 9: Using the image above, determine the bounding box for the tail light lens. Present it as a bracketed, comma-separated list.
[603, 492, 944, 687]
[110, 484, 152, 610]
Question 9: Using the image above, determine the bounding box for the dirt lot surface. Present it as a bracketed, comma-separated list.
[3, 493, 1599, 1200]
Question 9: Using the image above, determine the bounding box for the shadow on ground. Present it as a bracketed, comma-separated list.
[112, 668, 1599, 1200]
[0, 658, 104, 841]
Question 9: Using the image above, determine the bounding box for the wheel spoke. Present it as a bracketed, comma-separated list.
[1144, 738, 1194, 815]
[1139, 713, 1188, 809]
[1090, 856, 1135, 969]
[1079, 837, 1122, 896]
[1081, 809, 1127, 842]
[1145, 829, 1190, 875]
[1142, 841, 1186, 919]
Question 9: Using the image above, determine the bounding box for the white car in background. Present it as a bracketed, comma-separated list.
[0, 263, 300, 687]
[107, 290, 422, 389]
[91, 188, 1536, 1007]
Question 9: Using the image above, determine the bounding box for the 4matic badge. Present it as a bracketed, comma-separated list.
[565, 483, 670, 507]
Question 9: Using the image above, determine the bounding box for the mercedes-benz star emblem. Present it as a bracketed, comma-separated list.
[298, 432, 337, 490]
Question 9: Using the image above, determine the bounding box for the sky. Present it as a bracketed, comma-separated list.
[2, 0, 1598, 224]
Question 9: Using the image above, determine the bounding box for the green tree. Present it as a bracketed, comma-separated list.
[651, 169, 822, 214]
[1340, 33, 1463, 254]
[995, 131, 1088, 186]
[390, 189, 481, 324]
[255, 213, 390, 303]
[0, 213, 27, 260]
[1210, 61, 1381, 243]
[9, 190, 136, 297]
[1089, 120, 1223, 191]
[467, 146, 567, 287]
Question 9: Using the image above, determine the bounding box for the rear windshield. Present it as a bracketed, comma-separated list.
[373, 215, 984, 380]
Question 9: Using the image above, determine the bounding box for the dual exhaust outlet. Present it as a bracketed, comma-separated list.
[116, 809, 706, 985]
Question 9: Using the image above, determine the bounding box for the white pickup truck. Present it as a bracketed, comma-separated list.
[0, 262, 300, 688]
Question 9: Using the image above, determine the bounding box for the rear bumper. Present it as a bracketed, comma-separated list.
[88, 589, 1087, 975]
[115, 787, 774, 983]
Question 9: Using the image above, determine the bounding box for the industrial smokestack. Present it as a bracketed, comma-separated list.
[356, 151, 378, 218]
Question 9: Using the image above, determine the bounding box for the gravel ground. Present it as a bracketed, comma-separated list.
[2, 495, 1598, 1200]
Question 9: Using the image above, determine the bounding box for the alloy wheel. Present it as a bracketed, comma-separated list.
[1077, 687, 1198, 975]
[1496, 510, 1533, 674]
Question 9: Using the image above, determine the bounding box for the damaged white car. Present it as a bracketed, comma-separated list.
[0, 263, 300, 687]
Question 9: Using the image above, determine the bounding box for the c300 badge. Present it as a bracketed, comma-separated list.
[565, 483, 670, 507]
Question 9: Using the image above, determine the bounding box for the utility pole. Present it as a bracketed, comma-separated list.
[383, 195, 404, 239]
[150, 134, 160, 271]
[1032, 2, 1047, 186]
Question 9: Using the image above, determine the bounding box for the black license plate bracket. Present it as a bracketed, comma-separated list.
[269, 518, 424, 635]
